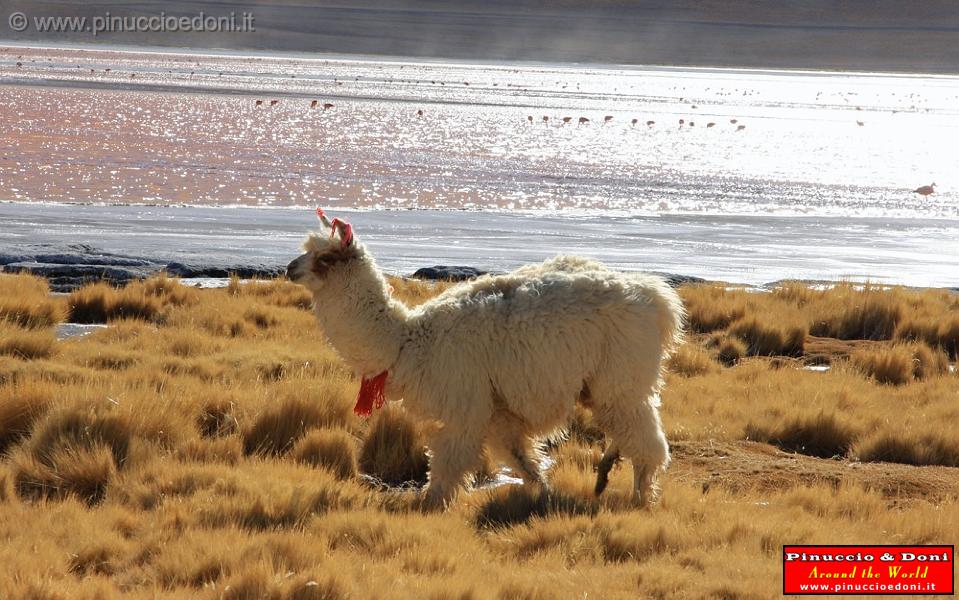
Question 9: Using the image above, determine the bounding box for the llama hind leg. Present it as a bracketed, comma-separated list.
[486, 410, 549, 491]
[594, 397, 669, 507]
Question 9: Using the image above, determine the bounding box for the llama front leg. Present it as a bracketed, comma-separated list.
[424, 424, 486, 510]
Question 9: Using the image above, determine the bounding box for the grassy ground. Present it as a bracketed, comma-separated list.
[0, 272, 957, 599]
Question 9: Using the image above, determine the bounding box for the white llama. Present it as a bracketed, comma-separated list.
[287, 210, 685, 509]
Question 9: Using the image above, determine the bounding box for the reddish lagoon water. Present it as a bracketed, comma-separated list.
[1, 45, 957, 285]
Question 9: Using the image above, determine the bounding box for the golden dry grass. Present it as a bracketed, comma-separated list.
[0, 273, 956, 598]
[850, 342, 949, 385]
[0, 272, 67, 328]
[684, 281, 959, 351]
[666, 344, 720, 377]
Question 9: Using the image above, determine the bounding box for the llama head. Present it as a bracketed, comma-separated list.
[286, 208, 363, 290]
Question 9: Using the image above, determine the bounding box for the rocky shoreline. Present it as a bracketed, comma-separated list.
[1, 244, 286, 291]
[2, 243, 710, 292]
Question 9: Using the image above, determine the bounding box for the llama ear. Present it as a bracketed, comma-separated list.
[316, 207, 333, 229]
[329, 218, 354, 249]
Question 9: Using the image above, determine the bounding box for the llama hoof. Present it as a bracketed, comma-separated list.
[633, 487, 661, 509]
[422, 487, 453, 511]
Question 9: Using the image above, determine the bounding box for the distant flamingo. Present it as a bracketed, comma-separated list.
[604, 115, 613, 124]
[255, 100, 263, 107]
[562, 117, 572, 125]
[913, 183, 936, 197]
[542, 116, 549, 124]
[323, 103, 334, 110]
[311, 100, 318, 108]
[578, 117, 590, 126]
[270, 100, 279, 106]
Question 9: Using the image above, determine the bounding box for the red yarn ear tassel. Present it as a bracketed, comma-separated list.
[354, 371, 388, 417]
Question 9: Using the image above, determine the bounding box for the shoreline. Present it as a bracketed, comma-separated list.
[3, 201, 957, 290]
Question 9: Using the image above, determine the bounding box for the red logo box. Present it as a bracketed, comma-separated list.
[783, 545, 954, 595]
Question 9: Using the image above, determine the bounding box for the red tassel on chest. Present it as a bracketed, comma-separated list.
[354, 371, 388, 417]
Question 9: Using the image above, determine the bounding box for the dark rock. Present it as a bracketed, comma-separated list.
[410, 266, 488, 281]
[164, 262, 284, 279]
[652, 273, 708, 287]
[0, 253, 32, 266]
[32, 253, 155, 267]
[3, 262, 160, 292]
[3, 262, 155, 280]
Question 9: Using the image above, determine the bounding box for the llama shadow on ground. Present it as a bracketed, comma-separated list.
[473, 486, 597, 529]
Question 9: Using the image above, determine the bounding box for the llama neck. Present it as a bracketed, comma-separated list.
[313, 255, 409, 377]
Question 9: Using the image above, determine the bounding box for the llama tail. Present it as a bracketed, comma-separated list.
[640, 276, 686, 358]
[594, 445, 621, 496]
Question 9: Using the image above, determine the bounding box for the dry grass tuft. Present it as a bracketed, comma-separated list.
[853, 431, 959, 467]
[667, 344, 720, 376]
[0, 273, 66, 328]
[911, 342, 950, 380]
[24, 406, 132, 470]
[0, 466, 14, 503]
[67, 542, 122, 576]
[0, 322, 57, 359]
[850, 345, 913, 385]
[176, 437, 242, 464]
[141, 273, 200, 306]
[231, 276, 314, 310]
[220, 565, 347, 600]
[717, 336, 747, 366]
[850, 342, 948, 385]
[292, 429, 358, 480]
[728, 314, 806, 357]
[745, 412, 858, 458]
[12, 443, 117, 504]
[937, 314, 959, 359]
[0, 383, 54, 455]
[243, 397, 336, 456]
[813, 284, 905, 340]
[359, 406, 429, 486]
[680, 285, 748, 332]
[67, 282, 162, 323]
[197, 398, 239, 438]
